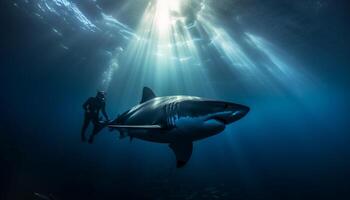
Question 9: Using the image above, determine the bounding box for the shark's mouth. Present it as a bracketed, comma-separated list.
[207, 110, 247, 125]
[206, 111, 234, 125]
[211, 116, 228, 124]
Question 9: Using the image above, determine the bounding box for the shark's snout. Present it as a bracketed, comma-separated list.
[228, 105, 249, 123]
[238, 105, 250, 117]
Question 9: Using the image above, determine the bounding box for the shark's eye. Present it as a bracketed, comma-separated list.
[224, 104, 229, 109]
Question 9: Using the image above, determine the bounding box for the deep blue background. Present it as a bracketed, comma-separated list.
[1, 0, 350, 199]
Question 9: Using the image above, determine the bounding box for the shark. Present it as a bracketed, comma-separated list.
[108, 87, 250, 168]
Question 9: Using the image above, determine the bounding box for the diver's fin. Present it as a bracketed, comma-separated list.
[169, 141, 193, 168]
[108, 124, 162, 129]
[140, 87, 156, 104]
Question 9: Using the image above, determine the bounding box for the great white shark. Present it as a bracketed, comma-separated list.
[107, 87, 250, 168]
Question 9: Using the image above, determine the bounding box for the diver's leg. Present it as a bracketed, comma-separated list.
[81, 115, 90, 142]
[88, 126, 99, 144]
[88, 115, 100, 144]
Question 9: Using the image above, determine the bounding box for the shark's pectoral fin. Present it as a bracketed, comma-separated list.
[169, 141, 193, 168]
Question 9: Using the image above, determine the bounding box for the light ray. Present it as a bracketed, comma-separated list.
[113, 0, 216, 100]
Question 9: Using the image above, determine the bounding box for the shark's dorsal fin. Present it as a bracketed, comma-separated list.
[140, 87, 156, 104]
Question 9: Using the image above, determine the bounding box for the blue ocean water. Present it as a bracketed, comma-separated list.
[1, 0, 349, 199]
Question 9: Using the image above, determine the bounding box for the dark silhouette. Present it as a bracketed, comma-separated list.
[81, 91, 109, 144]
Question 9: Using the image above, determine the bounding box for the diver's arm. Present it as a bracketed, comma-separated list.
[82, 98, 91, 111]
[101, 102, 109, 121]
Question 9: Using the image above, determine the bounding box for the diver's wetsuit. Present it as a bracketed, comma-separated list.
[81, 96, 109, 143]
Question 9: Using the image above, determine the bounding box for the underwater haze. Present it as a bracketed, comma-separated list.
[1, 0, 350, 199]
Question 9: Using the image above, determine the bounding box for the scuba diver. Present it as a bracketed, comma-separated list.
[81, 91, 109, 144]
